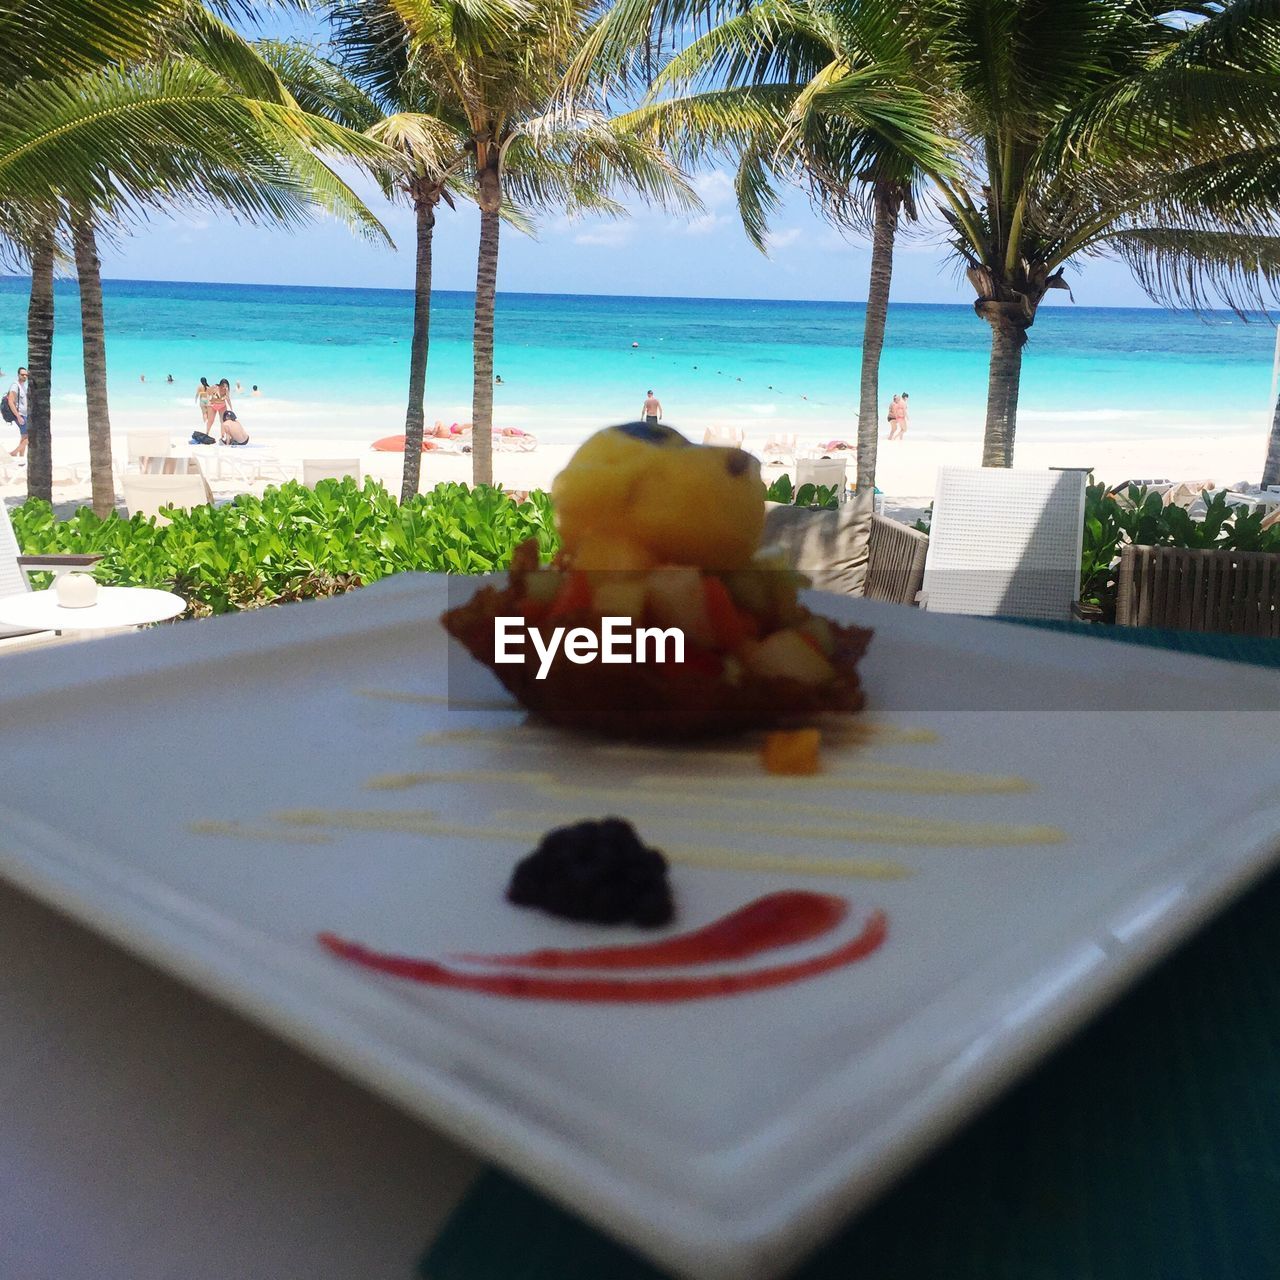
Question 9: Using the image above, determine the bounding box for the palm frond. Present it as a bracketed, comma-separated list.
[257, 38, 386, 129]
[175, 5, 296, 105]
[0, 0, 183, 82]
[1103, 226, 1280, 314]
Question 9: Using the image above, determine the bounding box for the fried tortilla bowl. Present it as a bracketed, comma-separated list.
[442, 543, 873, 740]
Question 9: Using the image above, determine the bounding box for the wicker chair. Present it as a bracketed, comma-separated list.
[1116, 545, 1280, 636]
[864, 514, 929, 606]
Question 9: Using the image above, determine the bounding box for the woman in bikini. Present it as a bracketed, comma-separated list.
[195, 378, 217, 433]
[210, 379, 231, 441]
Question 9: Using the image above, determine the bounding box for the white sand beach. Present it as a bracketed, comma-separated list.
[1, 394, 1268, 519]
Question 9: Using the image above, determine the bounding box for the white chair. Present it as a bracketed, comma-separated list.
[796, 455, 848, 502]
[122, 473, 211, 526]
[759, 433, 797, 467]
[919, 466, 1087, 620]
[702, 425, 745, 448]
[303, 458, 361, 487]
[125, 430, 174, 471]
[0, 501, 102, 649]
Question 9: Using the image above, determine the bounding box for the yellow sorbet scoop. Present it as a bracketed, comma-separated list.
[551, 422, 766, 571]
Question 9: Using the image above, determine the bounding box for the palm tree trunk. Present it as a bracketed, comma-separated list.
[856, 185, 900, 495]
[471, 164, 500, 489]
[25, 226, 55, 503]
[979, 307, 1026, 467]
[71, 206, 115, 518]
[401, 190, 436, 503]
[1263, 387, 1280, 489]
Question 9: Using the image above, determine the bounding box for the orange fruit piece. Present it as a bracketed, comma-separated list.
[761, 728, 822, 776]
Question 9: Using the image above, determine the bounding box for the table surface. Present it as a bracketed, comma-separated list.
[2, 615, 1279, 1280]
[0, 586, 185, 631]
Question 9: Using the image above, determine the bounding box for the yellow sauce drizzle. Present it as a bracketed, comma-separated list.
[188, 819, 334, 845]
[266, 808, 912, 879]
[631, 764, 1032, 794]
[496, 807, 1063, 848]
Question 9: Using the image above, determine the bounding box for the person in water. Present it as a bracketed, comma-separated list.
[641, 390, 662, 425]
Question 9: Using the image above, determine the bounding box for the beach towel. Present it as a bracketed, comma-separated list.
[371, 434, 462, 454]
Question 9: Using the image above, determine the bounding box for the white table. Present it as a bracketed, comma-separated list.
[0, 587, 186, 635]
[0, 880, 480, 1280]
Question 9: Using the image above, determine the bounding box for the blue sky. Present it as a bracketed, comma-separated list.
[97, 10, 1156, 307]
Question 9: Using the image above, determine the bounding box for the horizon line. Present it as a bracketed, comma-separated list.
[0, 272, 1202, 313]
[4, 273, 1272, 318]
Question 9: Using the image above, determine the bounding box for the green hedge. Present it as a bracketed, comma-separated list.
[10, 478, 560, 616]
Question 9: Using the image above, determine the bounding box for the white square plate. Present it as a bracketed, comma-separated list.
[1, 575, 1278, 1280]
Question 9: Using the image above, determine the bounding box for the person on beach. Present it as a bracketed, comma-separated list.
[887, 392, 909, 440]
[252, 384, 261, 395]
[221, 409, 249, 445]
[209, 378, 231, 433]
[641, 390, 662, 425]
[195, 377, 217, 432]
[4, 367, 28, 459]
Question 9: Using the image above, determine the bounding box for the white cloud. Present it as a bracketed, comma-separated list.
[573, 223, 633, 248]
[765, 227, 803, 251]
[683, 211, 731, 237]
[819, 227, 858, 253]
[693, 170, 735, 208]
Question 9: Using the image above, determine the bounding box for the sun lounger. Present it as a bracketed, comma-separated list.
[795, 455, 848, 501]
[493, 430, 536, 453]
[760, 433, 797, 467]
[1163, 479, 1216, 508]
[919, 466, 1087, 619]
[303, 459, 362, 486]
[122, 473, 211, 526]
[702, 426, 745, 448]
[1117, 545, 1280, 635]
[125, 430, 174, 471]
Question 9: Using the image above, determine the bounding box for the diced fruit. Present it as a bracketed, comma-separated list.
[797, 615, 835, 656]
[762, 729, 822, 775]
[546, 571, 593, 620]
[702, 576, 758, 649]
[721, 568, 772, 616]
[593, 578, 647, 621]
[645, 567, 715, 647]
[744, 628, 835, 686]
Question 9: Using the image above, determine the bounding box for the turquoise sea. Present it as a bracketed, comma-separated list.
[0, 276, 1273, 446]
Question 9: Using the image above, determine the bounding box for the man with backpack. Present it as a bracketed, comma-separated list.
[3, 367, 28, 462]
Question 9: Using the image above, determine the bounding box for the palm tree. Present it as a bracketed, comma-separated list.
[391, 0, 698, 487]
[287, 11, 473, 501]
[0, 23, 392, 505]
[23, 228, 56, 501]
[919, 0, 1280, 466]
[628, 0, 947, 495]
[70, 203, 114, 514]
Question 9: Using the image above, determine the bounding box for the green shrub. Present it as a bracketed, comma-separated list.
[765, 474, 841, 510]
[889, 481, 1280, 622]
[1082, 482, 1280, 621]
[11, 478, 560, 617]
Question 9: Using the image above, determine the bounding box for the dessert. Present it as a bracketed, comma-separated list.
[442, 423, 873, 737]
[761, 729, 822, 775]
[507, 818, 675, 927]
